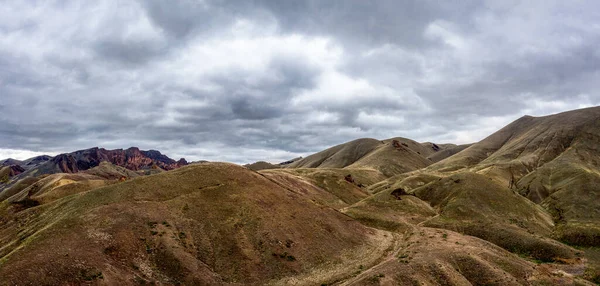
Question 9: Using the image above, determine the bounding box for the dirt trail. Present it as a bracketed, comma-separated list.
[336, 228, 412, 286]
[417, 214, 440, 227]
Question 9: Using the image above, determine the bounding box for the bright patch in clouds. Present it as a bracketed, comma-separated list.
[0, 149, 58, 161]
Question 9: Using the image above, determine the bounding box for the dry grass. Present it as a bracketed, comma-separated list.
[341, 227, 593, 286]
[261, 168, 385, 209]
[0, 163, 387, 285]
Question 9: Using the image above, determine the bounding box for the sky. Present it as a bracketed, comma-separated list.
[1, 0, 599, 164]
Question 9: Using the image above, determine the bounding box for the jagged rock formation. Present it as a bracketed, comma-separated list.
[50, 147, 186, 173]
[0, 148, 188, 197]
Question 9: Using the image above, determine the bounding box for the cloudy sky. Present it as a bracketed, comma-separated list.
[1, 0, 599, 163]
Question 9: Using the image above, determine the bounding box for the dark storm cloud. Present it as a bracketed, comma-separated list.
[1, 0, 600, 163]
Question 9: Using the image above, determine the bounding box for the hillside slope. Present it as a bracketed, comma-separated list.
[423, 107, 600, 246]
[260, 168, 386, 210]
[362, 106, 600, 282]
[1, 162, 591, 285]
[0, 163, 393, 285]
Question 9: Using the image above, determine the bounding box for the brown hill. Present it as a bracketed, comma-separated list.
[1, 162, 591, 285]
[362, 106, 600, 282]
[0, 163, 393, 285]
[244, 161, 280, 171]
[286, 137, 458, 177]
[346, 172, 578, 261]
[82, 161, 142, 180]
[287, 138, 383, 169]
[0, 162, 141, 207]
[244, 157, 303, 171]
[426, 143, 472, 163]
[260, 168, 386, 210]
[421, 107, 600, 246]
[430, 107, 600, 174]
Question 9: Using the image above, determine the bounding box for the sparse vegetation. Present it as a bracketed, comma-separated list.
[272, 251, 297, 262]
[0, 173, 9, 184]
[80, 269, 103, 281]
[368, 273, 385, 282]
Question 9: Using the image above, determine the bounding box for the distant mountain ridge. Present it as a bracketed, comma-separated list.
[49, 147, 187, 173]
[1, 147, 186, 174]
[0, 147, 188, 194]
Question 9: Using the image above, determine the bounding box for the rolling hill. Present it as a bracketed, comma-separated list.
[1, 162, 592, 285]
[0, 163, 393, 285]
[416, 107, 600, 246]
[358, 106, 600, 283]
[286, 137, 460, 177]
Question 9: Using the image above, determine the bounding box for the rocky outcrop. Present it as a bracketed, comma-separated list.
[8, 165, 25, 177]
[344, 174, 355, 183]
[278, 157, 303, 166]
[177, 158, 188, 166]
[52, 154, 80, 173]
[50, 147, 187, 173]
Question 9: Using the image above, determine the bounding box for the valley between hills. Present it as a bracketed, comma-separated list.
[2, 106, 600, 285]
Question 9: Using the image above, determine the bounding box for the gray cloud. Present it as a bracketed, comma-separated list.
[1, 0, 600, 164]
[93, 38, 167, 65]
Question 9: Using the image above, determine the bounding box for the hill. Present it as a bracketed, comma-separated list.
[286, 137, 459, 177]
[419, 107, 600, 246]
[361, 106, 600, 282]
[244, 161, 281, 171]
[1, 155, 52, 170]
[1, 162, 591, 285]
[426, 143, 472, 163]
[260, 168, 386, 210]
[0, 163, 394, 285]
[244, 157, 303, 171]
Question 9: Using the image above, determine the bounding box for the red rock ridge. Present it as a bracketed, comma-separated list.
[51, 147, 187, 173]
